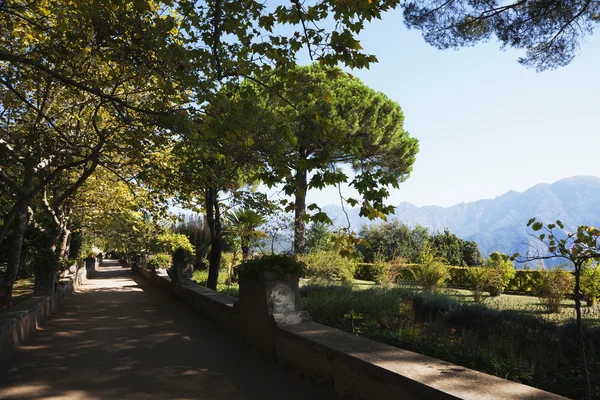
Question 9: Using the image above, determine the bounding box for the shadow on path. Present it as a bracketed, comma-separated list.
[0, 260, 330, 399]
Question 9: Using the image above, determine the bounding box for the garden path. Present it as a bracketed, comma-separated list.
[0, 260, 329, 399]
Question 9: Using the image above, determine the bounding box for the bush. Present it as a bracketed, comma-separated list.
[355, 263, 381, 281]
[300, 284, 600, 399]
[301, 251, 356, 282]
[236, 254, 305, 281]
[484, 252, 515, 297]
[151, 232, 195, 262]
[466, 267, 489, 302]
[581, 264, 600, 306]
[506, 269, 543, 294]
[412, 260, 449, 292]
[536, 267, 574, 313]
[147, 253, 171, 271]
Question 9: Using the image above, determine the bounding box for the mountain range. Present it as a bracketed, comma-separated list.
[322, 176, 600, 263]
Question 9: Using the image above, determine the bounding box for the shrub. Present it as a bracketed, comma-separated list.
[301, 251, 356, 283]
[355, 263, 380, 282]
[581, 264, 600, 306]
[412, 260, 449, 292]
[536, 267, 574, 313]
[151, 232, 195, 262]
[236, 254, 305, 281]
[147, 253, 171, 271]
[506, 269, 543, 294]
[484, 252, 515, 297]
[466, 267, 489, 302]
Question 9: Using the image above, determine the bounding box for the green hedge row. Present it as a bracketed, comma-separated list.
[356, 263, 550, 295]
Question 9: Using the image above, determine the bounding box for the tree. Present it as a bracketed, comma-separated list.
[402, 1, 600, 71]
[462, 240, 485, 266]
[430, 228, 464, 265]
[306, 222, 335, 253]
[358, 220, 429, 263]
[226, 209, 267, 259]
[253, 64, 419, 254]
[513, 219, 600, 400]
[0, 0, 191, 303]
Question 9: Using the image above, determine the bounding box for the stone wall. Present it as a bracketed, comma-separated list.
[0, 262, 91, 364]
[136, 268, 566, 400]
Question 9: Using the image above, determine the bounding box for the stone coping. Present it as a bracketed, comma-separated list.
[278, 322, 566, 400]
[137, 268, 566, 400]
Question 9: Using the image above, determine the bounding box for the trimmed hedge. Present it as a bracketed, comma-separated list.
[355, 263, 562, 296]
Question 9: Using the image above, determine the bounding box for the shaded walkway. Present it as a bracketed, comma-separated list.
[0, 260, 330, 399]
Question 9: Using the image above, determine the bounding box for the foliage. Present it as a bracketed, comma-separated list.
[193, 267, 239, 297]
[466, 267, 490, 302]
[147, 253, 172, 272]
[306, 223, 335, 253]
[151, 232, 195, 262]
[483, 252, 516, 297]
[300, 251, 356, 283]
[581, 264, 600, 306]
[536, 267, 575, 314]
[430, 228, 464, 266]
[402, 1, 599, 71]
[226, 208, 268, 259]
[252, 64, 419, 254]
[236, 254, 305, 281]
[462, 240, 485, 266]
[358, 221, 483, 266]
[515, 219, 600, 399]
[358, 221, 429, 263]
[301, 284, 600, 399]
[354, 253, 397, 284]
[411, 260, 450, 292]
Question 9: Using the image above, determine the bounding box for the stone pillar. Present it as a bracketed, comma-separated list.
[237, 272, 310, 357]
[133, 254, 142, 272]
[85, 257, 96, 278]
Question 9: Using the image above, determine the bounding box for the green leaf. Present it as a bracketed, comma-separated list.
[556, 220, 564, 229]
[527, 218, 536, 227]
[532, 222, 543, 231]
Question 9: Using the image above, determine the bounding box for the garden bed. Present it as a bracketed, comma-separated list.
[300, 283, 600, 399]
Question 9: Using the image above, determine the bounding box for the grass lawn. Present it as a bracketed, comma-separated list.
[396, 282, 600, 326]
[338, 278, 600, 325]
[0, 277, 35, 312]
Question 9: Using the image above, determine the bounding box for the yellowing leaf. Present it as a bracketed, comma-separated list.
[324, 92, 333, 104]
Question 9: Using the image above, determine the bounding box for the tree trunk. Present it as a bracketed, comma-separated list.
[68, 231, 82, 260]
[294, 167, 308, 255]
[205, 187, 222, 290]
[0, 161, 33, 308]
[59, 227, 71, 260]
[574, 262, 592, 400]
[0, 198, 29, 308]
[241, 242, 250, 260]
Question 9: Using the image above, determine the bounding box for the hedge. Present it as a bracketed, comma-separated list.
[356, 263, 556, 296]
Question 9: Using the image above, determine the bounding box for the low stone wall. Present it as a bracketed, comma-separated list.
[137, 269, 566, 400]
[0, 264, 89, 364]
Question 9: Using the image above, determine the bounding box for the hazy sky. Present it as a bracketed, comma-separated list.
[273, 8, 600, 209]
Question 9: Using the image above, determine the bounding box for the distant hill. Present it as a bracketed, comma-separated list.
[322, 176, 600, 264]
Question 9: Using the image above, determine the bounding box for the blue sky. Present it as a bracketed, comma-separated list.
[278, 7, 600, 208]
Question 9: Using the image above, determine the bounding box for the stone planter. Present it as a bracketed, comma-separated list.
[236, 271, 310, 357]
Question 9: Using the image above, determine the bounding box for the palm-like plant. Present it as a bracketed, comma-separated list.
[226, 209, 267, 259]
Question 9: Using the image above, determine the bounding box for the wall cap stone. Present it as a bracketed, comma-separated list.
[278, 322, 567, 400]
